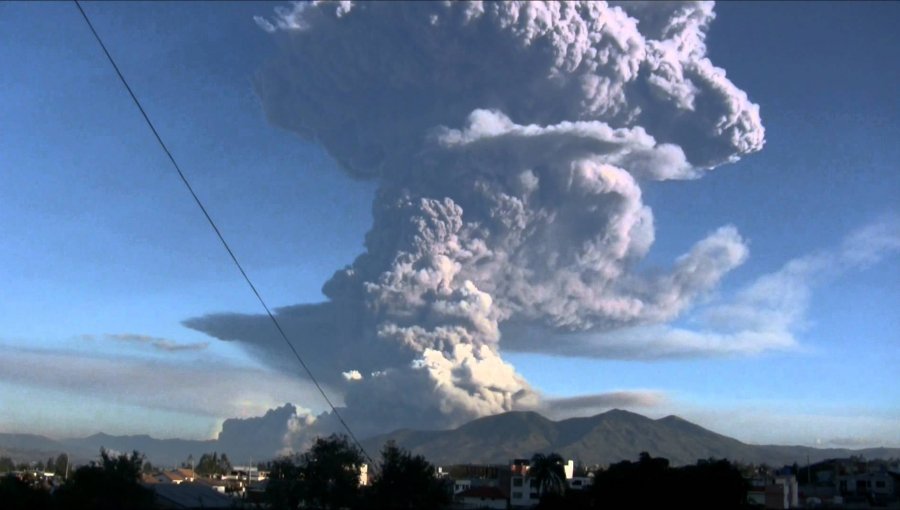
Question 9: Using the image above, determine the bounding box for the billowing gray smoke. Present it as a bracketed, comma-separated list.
[186, 1, 763, 447]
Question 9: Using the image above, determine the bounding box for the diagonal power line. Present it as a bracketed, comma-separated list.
[72, 0, 373, 465]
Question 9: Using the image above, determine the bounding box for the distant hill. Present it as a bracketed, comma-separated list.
[0, 404, 300, 467]
[361, 409, 900, 467]
[0, 432, 211, 467]
[61, 433, 215, 467]
[0, 433, 77, 463]
[2, 408, 897, 468]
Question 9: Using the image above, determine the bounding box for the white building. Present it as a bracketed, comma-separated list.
[453, 479, 472, 495]
[509, 457, 575, 507]
[765, 475, 799, 509]
[358, 463, 369, 487]
[567, 476, 593, 491]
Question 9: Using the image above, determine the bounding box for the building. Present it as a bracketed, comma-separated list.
[453, 479, 472, 495]
[443, 463, 509, 504]
[838, 469, 895, 498]
[358, 463, 369, 487]
[152, 482, 235, 509]
[150, 469, 195, 485]
[508, 457, 576, 508]
[795, 457, 900, 507]
[567, 476, 593, 491]
[226, 466, 265, 483]
[456, 486, 508, 509]
[765, 475, 799, 509]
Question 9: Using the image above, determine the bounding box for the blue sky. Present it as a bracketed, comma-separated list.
[1, 2, 897, 447]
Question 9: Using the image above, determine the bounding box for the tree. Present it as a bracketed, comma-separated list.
[196, 451, 233, 476]
[0, 456, 15, 473]
[302, 435, 365, 510]
[367, 441, 449, 510]
[677, 458, 749, 508]
[266, 454, 307, 510]
[592, 452, 671, 508]
[265, 434, 364, 510]
[53, 449, 154, 510]
[53, 453, 69, 477]
[591, 453, 671, 508]
[529, 452, 567, 500]
[591, 453, 748, 509]
[98, 448, 145, 481]
[0, 474, 52, 510]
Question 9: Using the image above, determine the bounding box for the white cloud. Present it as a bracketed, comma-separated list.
[341, 369, 362, 381]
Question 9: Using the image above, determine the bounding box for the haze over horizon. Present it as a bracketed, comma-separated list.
[1, 1, 898, 452]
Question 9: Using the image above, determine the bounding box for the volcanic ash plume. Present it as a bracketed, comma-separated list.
[188, 1, 764, 443]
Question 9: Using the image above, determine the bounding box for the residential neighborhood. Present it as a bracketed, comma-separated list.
[3, 439, 899, 509]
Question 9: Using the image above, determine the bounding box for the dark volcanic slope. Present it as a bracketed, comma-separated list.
[361, 410, 900, 467]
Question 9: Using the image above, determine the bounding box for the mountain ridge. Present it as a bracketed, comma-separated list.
[2, 409, 897, 468]
[361, 409, 900, 467]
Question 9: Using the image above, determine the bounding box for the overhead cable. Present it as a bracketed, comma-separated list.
[72, 0, 373, 465]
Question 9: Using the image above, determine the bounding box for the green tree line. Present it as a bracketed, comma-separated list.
[265, 435, 449, 510]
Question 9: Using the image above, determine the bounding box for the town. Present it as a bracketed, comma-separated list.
[2, 436, 898, 509]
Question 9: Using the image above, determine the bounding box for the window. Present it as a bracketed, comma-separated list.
[512, 492, 522, 499]
[513, 477, 523, 487]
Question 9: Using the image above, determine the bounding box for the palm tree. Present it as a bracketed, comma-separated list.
[529, 452, 567, 499]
